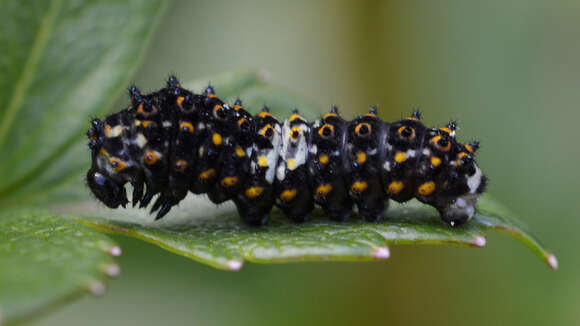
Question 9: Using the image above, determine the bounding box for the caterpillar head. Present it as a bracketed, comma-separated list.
[86, 168, 128, 208]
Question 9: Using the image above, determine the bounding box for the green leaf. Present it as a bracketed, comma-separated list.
[72, 194, 557, 271]
[0, 0, 168, 207]
[0, 210, 120, 325]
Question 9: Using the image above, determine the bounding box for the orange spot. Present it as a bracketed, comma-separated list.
[458, 152, 468, 159]
[220, 176, 239, 187]
[233, 104, 243, 111]
[387, 181, 404, 195]
[143, 150, 160, 165]
[418, 181, 436, 196]
[212, 133, 222, 146]
[199, 168, 216, 180]
[350, 181, 368, 194]
[280, 189, 297, 201]
[207, 93, 216, 98]
[141, 120, 155, 128]
[235, 146, 246, 157]
[245, 186, 263, 198]
[356, 151, 367, 164]
[407, 117, 419, 121]
[289, 113, 301, 122]
[430, 156, 442, 167]
[174, 160, 187, 172]
[315, 184, 333, 198]
[394, 152, 406, 163]
[439, 127, 452, 134]
[176, 96, 185, 106]
[109, 157, 127, 172]
[465, 144, 474, 153]
[319, 154, 329, 165]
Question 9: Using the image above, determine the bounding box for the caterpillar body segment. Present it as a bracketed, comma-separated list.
[86, 77, 487, 227]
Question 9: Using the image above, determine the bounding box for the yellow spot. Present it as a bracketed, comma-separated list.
[245, 186, 263, 198]
[440, 127, 452, 134]
[458, 152, 468, 159]
[109, 157, 127, 172]
[289, 113, 301, 121]
[350, 181, 368, 194]
[315, 184, 333, 198]
[287, 159, 296, 169]
[394, 152, 407, 163]
[280, 189, 297, 201]
[99, 148, 110, 157]
[105, 124, 123, 138]
[104, 124, 111, 136]
[418, 181, 436, 196]
[199, 168, 216, 180]
[318, 154, 329, 165]
[179, 121, 194, 133]
[212, 133, 222, 146]
[207, 93, 216, 98]
[174, 160, 187, 172]
[355, 122, 371, 136]
[387, 181, 404, 195]
[233, 104, 243, 111]
[323, 112, 338, 120]
[220, 176, 239, 187]
[142, 120, 154, 128]
[137, 103, 144, 113]
[407, 116, 419, 121]
[176, 96, 185, 106]
[356, 151, 367, 164]
[465, 144, 474, 153]
[364, 113, 376, 118]
[235, 146, 246, 157]
[143, 150, 160, 165]
[258, 156, 268, 167]
[258, 111, 272, 119]
[430, 156, 442, 167]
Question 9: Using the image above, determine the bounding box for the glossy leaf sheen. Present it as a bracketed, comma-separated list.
[0, 211, 119, 325]
[74, 195, 556, 271]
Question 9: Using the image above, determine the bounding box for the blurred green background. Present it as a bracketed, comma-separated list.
[40, 1, 578, 325]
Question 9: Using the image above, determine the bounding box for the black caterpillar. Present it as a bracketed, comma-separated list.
[86, 76, 486, 227]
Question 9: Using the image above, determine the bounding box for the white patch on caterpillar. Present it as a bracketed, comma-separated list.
[279, 120, 309, 172]
[406, 149, 416, 158]
[135, 133, 147, 148]
[467, 163, 483, 194]
[162, 121, 172, 128]
[276, 164, 286, 181]
[106, 125, 124, 138]
[422, 148, 431, 156]
[263, 124, 281, 183]
[197, 122, 205, 130]
[313, 119, 321, 128]
[309, 144, 317, 154]
[383, 160, 391, 171]
[368, 148, 377, 155]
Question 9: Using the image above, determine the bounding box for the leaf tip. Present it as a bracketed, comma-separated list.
[88, 281, 107, 296]
[472, 236, 487, 248]
[227, 260, 244, 271]
[107, 245, 122, 257]
[102, 264, 121, 277]
[373, 246, 390, 259]
[546, 253, 558, 270]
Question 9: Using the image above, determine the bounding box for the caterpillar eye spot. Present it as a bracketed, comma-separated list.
[238, 118, 250, 131]
[290, 127, 301, 140]
[318, 124, 334, 139]
[109, 157, 127, 172]
[213, 104, 227, 120]
[355, 122, 371, 137]
[260, 124, 274, 139]
[431, 135, 451, 152]
[143, 150, 160, 165]
[397, 126, 415, 139]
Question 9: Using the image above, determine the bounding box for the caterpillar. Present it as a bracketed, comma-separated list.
[86, 76, 487, 227]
